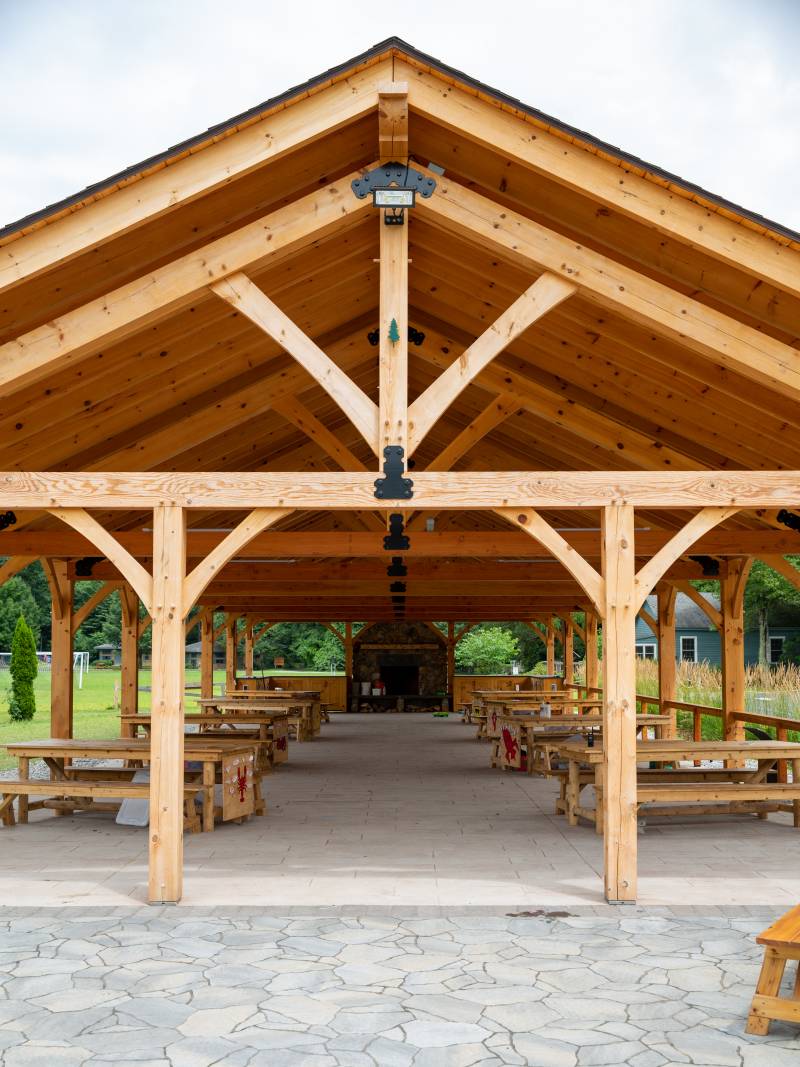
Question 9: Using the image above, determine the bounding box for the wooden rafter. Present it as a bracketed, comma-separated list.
[378, 81, 409, 162]
[425, 394, 522, 471]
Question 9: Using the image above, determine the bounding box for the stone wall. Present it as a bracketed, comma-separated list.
[353, 622, 448, 695]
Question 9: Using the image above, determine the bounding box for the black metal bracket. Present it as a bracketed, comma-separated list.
[367, 325, 425, 348]
[383, 514, 410, 551]
[390, 581, 407, 593]
[689, 555, 720, 577]
[387, 556, 407, 578]
[777, 509, 800, 533]
[75, 556, 103, 577]
[0, 511, 16, 531]
[375, 446, 413, 501]
[351, 162, 437, 201]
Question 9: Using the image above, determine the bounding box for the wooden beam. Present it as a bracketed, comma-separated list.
[211, 273, 380, 451]
[0, 556, 36, 589]
[418, 173, 800, 403]
[48, 508, 153, 613]
[119, 586, 139, 737]
[182, 507, 292, 615]
[378, 81, 409, 162]
[200, 611, 214, 700]
[637, 606, 658, 635]
[378, 204, 409, 456]
[633, 507, 739, 611]
[272, 395, 369, 471]
[759, 555, 800, 591]
[496, 508, 604, 613]
[4, 469, 797, 509]
[402, 66, 800, 300]
[602, 503, 637, 903]
[656, 583, 677, 738]
[47, 560, 73, 740]
[0, 69, 384, 294]
[0, 172, 371, 397]
[148, 504, 186, 904]
[721, 558, 753, 744]
[425, 394, 521, 471]
[408, 273, 575, 452]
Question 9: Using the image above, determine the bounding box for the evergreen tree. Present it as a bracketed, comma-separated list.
[9, 615, 38, 721]
[0, 576, 41, 651]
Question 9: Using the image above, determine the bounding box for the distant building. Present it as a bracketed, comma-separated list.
[635, 593, 800, 666]
[93, 643, 121, 666]
[184, 641, 226, 670]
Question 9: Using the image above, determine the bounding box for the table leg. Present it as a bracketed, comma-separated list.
[202, 760, 215, 832]
[17, 756, 29, 824]
[746, 947, 787, 1035]
[567, 759, 579, 826]
[793, 759, 800, 829]
[595, 764, 604, 835]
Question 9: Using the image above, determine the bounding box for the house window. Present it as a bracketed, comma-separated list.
[636, 643, 657, 660]
[680, 636, 697, 663]
[769, 636, 785, 665]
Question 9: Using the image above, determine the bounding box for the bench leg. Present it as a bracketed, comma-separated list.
[17, 757, 29, 824]
[567, 760, 579, 826]
[202, 762, 215, 833]
[793, 759, 800, 828]
[747, 947, 787, 1035]
[0, 793, 16, 827]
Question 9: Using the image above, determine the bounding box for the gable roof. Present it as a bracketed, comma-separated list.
[642, 592, 720, 633]
[3, 36, 798, 246]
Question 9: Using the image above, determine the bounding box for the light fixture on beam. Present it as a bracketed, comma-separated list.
[351, 162, 436, 226]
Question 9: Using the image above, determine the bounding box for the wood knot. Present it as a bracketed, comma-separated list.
[517, 514, 528, 525]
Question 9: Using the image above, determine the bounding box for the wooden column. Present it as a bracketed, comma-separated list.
[225, 615, 238, 692]
[244, 620, 255, 677]
[721, 558, 752, 742]
[585, 611, 599, 692]
[148, 504, 187, 904]
[546, 619, 556, 675]
[49, 561, 73, 738]
[344, 621, 353, 711]
[447, 621, 456, 705]
[563, 618, 574, 685]
[602, 504, 638, 903]
[378, 199, 409, 457]
[655, 583, 677, 738]
[200, 612, 214, 699]
[119, 586, 139, 738]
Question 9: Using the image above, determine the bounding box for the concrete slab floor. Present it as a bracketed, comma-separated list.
[1, 715, 799, 908]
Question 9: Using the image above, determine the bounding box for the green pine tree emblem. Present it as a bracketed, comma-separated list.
[388, 318, 400, 344]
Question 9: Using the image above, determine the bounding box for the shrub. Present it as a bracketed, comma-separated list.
[9, 615, 37, 722]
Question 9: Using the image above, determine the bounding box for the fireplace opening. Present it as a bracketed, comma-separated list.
[379, 664, 420, 696]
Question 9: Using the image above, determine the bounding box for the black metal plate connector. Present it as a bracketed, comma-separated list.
[383, 514, 410, 551]
[351, 162, 437, 200]
[75, 556, 103, 577]
[367, 325, 425, 347]
[375, 446, 413, 500]
[0, 511, 16, 531]
[777, 509, 800, 533]
[387, 556, 407, 577]
[689, 555, 720, 577]
[390, 581, 407, 593]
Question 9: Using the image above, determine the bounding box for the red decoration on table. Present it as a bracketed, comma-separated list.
[236, 764, 248, 802]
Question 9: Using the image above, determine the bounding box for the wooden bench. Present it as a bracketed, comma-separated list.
[747, 905, 800, 1035]
[0, 779, 202, 832]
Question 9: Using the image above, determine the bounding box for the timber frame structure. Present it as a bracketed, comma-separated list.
[1, 38, 800, 904]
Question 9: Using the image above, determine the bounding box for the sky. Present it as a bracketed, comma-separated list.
[0, 0, 799, 232]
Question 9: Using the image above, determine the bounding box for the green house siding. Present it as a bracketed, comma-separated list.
[635, 617, 800, 666]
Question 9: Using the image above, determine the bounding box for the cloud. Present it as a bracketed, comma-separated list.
[0, 0, 797, 231]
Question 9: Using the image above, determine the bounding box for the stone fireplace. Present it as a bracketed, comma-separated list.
[352, 622, 448, 710]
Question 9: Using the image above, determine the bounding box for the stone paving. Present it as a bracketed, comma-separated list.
[0, 906, 798, 1065]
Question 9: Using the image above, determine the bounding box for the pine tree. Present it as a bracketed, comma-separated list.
[9, 615, 37, 722]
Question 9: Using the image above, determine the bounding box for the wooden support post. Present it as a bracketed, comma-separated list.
[602, 504, 638, 903]
[200, 612, 214, 699]
[225, 615, 238, 692]
[120, 586, 139, 738]
[344, 621, 354, 711]
[563, 618, 574, 685]
[148, 504, 187, 904]
[546, 621, 556, 675]
[655, 583, 677, 738]
[244, 621, 255, 677]
[585, 611, 599, 692]
[378, 196, 409, 458]
[721, 558, 753, 743]
[447, 621, 456, 705]
[48, 561, 73, 739]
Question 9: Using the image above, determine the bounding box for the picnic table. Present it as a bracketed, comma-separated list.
[121, 712, 288, 769]
[493, 713, 671, 773]
[199, 694, 320, 741]
[482, 699, 605, 739]
[555, 739, 800, 832]
[1, 737, 264, 833]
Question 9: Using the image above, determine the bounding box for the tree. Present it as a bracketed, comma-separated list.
[743, 560, 800, 665]
[0, 577, 41, 651]
[455, 626, 519, 674]
[9, 615, 38, 721]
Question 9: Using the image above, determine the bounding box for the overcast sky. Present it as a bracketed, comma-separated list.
[1, 0, 798, 232]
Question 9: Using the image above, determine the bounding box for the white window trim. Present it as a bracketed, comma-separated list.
[680, 635, 698, 663]
[635, 642, 657, 660]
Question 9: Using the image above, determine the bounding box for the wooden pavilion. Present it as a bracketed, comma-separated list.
[1, 38, 799, 905]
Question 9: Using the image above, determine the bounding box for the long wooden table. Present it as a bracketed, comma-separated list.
[494, 714, 671, 773]
[3, 737, 263, 833]
[198, 695, 320, 740]
[555, 739, 800, 831]
[121, 712, 288, 769]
